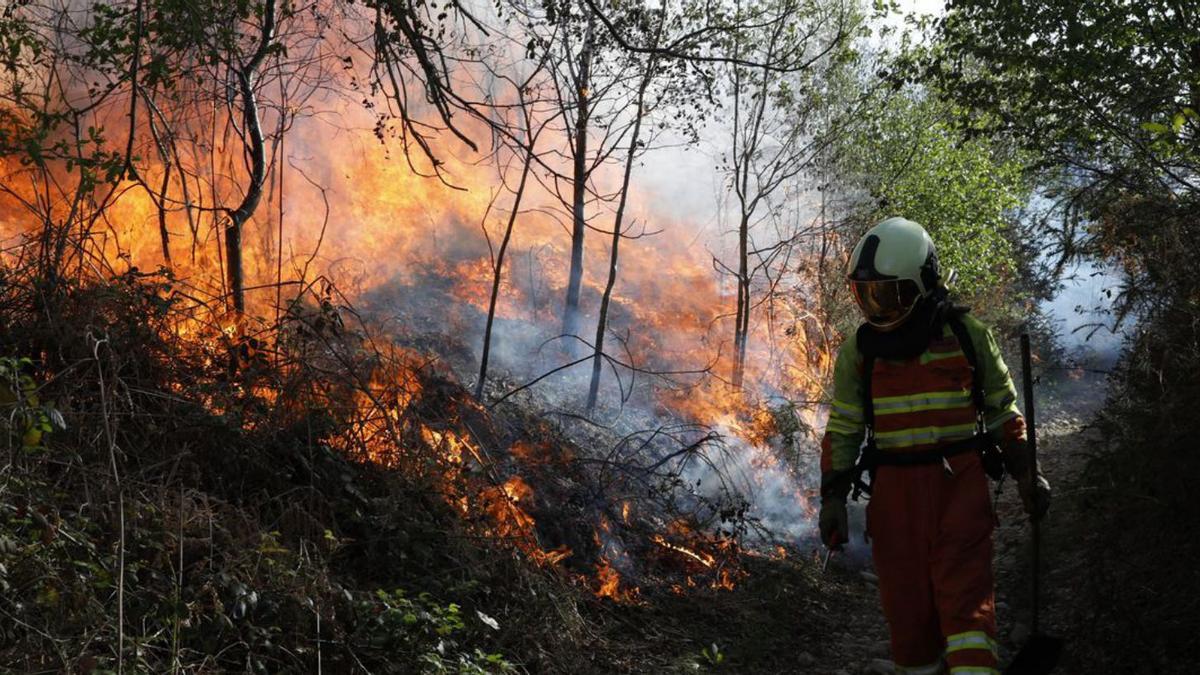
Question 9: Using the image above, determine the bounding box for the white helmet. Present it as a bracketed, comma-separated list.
[846, 217, 942, 331]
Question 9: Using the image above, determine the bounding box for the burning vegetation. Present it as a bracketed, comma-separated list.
[0, 0, 842, 602]
[0, 0, 878, 670]
[0, 256, 844, 671]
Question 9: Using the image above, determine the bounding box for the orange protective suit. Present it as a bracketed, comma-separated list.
[820, 314, 1025, 674]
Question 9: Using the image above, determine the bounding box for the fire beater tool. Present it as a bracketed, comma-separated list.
[1006, 334, 1064, 675]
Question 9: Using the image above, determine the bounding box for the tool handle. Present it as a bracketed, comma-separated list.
[1020, 333, 1041, 635]
[1020, 334, 1037, 468]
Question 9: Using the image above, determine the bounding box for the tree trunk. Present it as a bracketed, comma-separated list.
[729, 54, 771, 391]
[226, 0, 275, 318]
[478, 133, 537, 399]
[562, 12, 594, 349]
[587, 59, 653, 412]
[732, 211, 750, 389]
[157, 158, 173, 267]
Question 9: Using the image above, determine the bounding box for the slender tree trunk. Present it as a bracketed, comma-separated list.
[730, 57, 771, 390]
[226, 0, 276, 318]
[562, 13, 594, 348]
[157, 160, 173, 266]
[120, 0, 143, 180]
[275, 98, 287, 335]
[478, 132, 537, 399]
[587, 59, 653, 412]
[732, 211, 750, 388]
[224, 222, 246, 313]
[144, 101, 174, 266]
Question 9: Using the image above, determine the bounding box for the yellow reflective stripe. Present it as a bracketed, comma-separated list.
[831, 398, 861, 412]
[895, 661, 944, 674]
[874, 392, 973, 415]
[948, 668, 998, 674]
[873, 389, 968, 405]
[831, 398, 863, 422]
[945, 630, 996, 654]
[826, 418, 863, 435]
[985, 409, 1018, 431]
[874, 423, 977, 448]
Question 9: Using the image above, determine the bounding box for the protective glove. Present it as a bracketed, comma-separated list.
[819, 500, 848, 549]
[1003, 438, 1051, 522]
[819, 470, 853, 548]
[1018, 471, 1051, 522]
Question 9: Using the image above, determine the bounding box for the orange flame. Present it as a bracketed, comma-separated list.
[0, 16, 846, 604]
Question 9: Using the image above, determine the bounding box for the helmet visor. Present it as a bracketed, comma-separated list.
[850, 279, 921, 330]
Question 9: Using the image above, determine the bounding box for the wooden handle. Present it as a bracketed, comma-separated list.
[1020, 332, 1041, 634]
[1020, 333, 1037, 464]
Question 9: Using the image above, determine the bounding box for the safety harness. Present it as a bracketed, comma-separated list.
[850, 313, 1005, 500]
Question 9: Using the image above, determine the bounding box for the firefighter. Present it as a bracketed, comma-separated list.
[818, 217, 1051, 674]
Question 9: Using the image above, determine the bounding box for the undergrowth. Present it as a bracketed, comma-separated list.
[0, 267, 575, 673]
[1056, 196, 1199, 673]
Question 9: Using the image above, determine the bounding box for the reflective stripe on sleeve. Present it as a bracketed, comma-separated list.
[826, 417, 863, 435]
[948, 668, 999, 674]
[831, 398, 863, 422]
[985, 409, 1018, 431]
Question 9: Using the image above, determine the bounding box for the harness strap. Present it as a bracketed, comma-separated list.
[946, 314, 987, 435]
[851, 353, 878, 499]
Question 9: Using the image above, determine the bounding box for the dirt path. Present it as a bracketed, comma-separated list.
[993, 415, 1096, 672]
[803, 416, 1095, 674]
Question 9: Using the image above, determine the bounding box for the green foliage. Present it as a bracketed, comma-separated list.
[686, 642, 726, 670]
[0, 356, 63, 450]
[355, 589, 515, 674]
[929, 0, 1199, 199]
[917, 0, 1200, 326]
[839, 93, 1029, 302]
